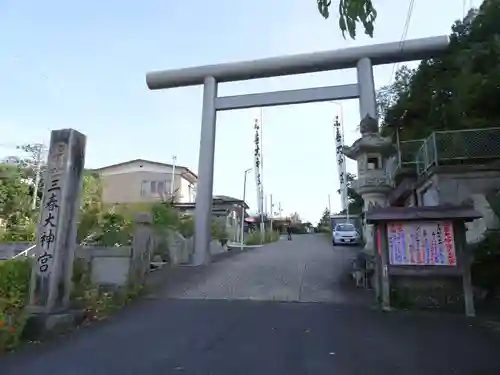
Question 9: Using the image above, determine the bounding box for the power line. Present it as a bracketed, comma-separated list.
[388, 0, 416, 84]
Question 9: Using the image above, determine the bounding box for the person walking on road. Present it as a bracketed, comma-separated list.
[286, 226, 292, 240]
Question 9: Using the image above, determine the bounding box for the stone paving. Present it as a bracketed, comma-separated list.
[1, 234, 500, 374]
[160, 234, 370, 304]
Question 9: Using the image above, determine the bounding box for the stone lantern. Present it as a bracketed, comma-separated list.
[344, 115, 396, 253]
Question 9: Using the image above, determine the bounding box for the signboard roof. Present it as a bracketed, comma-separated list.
[365, 205, 482, 224]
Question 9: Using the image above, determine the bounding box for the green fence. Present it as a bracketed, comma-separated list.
[388, 139, 425, 179]
[415, 128, 500, 174]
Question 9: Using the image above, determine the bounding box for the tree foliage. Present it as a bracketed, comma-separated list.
[379, 3, 500, 141]
[318, 207, 331, 228]
[289, 212, 301, 223]
[377, 66, 415, 133]
[337, 172, 364, 215]
[317, 0, 377, 39]
[1, 143, 46, 209]
[0, 164, 32, 237]
[77, 172, 104, 242]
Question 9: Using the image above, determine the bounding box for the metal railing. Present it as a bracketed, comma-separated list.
[11, 232, 97, 259]
[415, 128, 500, 174]
[415, 134, 437, 174]
[12, 244, 36, 259]
[387, 139, 425, 180]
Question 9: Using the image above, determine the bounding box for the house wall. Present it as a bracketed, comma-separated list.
[179, 175, 196, 203]
[98, 161, 194, 204]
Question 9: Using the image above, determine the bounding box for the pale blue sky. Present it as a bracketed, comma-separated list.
[0, 0, 479, 223]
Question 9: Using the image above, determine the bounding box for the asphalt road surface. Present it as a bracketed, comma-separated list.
[1, 234, 499, 375]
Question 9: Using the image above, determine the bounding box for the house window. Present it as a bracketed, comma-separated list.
[157, 181, 165, 195]
[140, 180, 149, 197]
[141, 180, 167, 197]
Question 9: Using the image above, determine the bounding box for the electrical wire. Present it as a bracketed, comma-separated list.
[388, 0, 416, 84]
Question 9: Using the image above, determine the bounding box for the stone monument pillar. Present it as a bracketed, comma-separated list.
[344, 116, 395, 253]
[28, 129, 86, 314]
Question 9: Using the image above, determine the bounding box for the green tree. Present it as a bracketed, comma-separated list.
[1, 144, 46, 209]
[0, 164, 34, 241]
[377, 65, 415, 134]
[290, 212, 301, 223]
[77, 172, 103, 242]
[16, 144, 46, 206]
[337, 172, 364, 215]
[316, 0, 377, 39]
[0, 164, 31, 220]
[380, 3, 500, 141]
[319, 207, 330, 227]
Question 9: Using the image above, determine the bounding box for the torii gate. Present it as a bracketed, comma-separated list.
[146, 35, 449, 266]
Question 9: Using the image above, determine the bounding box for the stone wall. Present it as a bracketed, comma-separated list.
[74, 216, 155, 288]
[416, 167, 500, 244]
[153, 229, 194, 265]
[0, 243, 34, 260]
[75, 246, 135, 287]
[153, 229, 229, 265]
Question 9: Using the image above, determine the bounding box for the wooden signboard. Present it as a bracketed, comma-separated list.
[387, 221, 457, 266]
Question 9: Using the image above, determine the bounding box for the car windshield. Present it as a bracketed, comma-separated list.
[336, 224, 355, 232]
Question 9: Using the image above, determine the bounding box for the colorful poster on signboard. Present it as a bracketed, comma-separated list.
[387, 221, 457, 266]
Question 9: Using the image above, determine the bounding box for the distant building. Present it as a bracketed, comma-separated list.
[173, 195, 249, 242]
[1, 156, 22, 165]
[92, 159, 198, 205]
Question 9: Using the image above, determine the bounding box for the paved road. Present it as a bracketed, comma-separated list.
[1, 235, 500, 375]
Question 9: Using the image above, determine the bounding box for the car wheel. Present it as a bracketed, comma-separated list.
[332, 240, 336, 246]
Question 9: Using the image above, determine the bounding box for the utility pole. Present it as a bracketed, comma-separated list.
[171, 155, 177, 199]
[31, 144, 44, 210]
[259, 108, 265, 240]
[240, 168, 251, 248]
[270, 194, 274, 231]
[328, 194, 331, 213]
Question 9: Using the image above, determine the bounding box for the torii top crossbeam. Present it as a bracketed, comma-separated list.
[146, 36, 449, 90]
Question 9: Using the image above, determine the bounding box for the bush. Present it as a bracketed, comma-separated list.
[0, 217, 36, 243]
[96, 212, 132, 246]
[178, 216, 194, 238]
[264, 230, 280, 243]
[246, 230, 280, 245]
[289, 225, 307, 234]
[245, 232, 261, 245]
[71, 258, 143, 322]
[0, 258, 31, 352]
[471, 231, 500, 300]
[317, 226, 331, 233]
[211, 218, 228, 240]
[151, 202, 180, 228]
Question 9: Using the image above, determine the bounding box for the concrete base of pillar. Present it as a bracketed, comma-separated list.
[22, 310, 86, 341]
